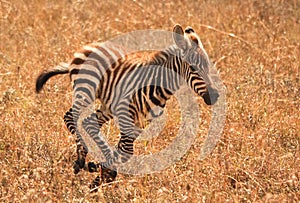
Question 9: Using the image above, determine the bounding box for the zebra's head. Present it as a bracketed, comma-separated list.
[173, 24, 219, 105]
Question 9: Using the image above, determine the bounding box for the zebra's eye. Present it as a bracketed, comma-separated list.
[190, 65, 197, 72]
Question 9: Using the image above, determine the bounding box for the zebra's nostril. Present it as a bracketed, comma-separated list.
[202, 88, 219, 105]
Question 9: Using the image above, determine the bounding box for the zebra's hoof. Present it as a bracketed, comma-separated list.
[101, 166, 117, 183]
[90, 175, 101, 192]
[73, 162, 81, 174]
[88, 162, 99, 173]
[73, 160, 85, 174]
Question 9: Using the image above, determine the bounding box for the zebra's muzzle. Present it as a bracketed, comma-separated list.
[202, 86, 219, 105]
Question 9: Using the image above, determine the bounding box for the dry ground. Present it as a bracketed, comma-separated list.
[0, 0, 299, 202]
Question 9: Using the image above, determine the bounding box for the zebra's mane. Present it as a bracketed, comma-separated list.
[147, 45, 183, 66]
[118, 44, 183, 69]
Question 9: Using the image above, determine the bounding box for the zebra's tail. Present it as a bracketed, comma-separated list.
[36, 62, 70, 93]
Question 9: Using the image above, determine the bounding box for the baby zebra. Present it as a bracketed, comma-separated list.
[36, 25, 219, 189]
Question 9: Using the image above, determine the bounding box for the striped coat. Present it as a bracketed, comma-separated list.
[36, 24, 219, 188]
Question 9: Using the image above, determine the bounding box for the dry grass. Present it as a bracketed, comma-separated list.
[0, 0, 299, 202]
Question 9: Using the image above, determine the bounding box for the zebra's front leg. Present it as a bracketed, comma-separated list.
[83, 109, 113, 171]
[89, 115, 138, 191]
[89, 130, 136, 190]
[80, 109, 118, 190]
[89, 165, 118, 191]
[100, 116, 137, 176]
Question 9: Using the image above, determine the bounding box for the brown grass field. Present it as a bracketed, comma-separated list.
[1, 0, 299, 202]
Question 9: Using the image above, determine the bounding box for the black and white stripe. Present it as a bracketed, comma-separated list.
[36, 24, 219, 187]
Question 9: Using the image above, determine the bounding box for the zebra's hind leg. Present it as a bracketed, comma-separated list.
[64, 108, 88, 174]
[73, 137, 88, 174]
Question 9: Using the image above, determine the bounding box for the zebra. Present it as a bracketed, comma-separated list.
[36, 24, 219, 189]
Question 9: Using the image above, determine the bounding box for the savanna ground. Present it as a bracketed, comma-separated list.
[0, 0, 299, 202]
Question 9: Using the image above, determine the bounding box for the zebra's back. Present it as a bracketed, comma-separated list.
[69, 42, 178, 121]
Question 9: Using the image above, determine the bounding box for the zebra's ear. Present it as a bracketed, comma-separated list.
[185, 26, 199, 48]
[173, 24, 187, 50]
